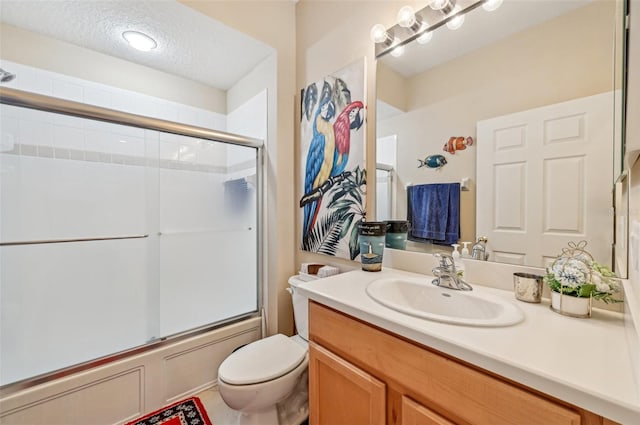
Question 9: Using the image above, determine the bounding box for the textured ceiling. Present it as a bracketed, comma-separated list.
[0, 0, 274, 90]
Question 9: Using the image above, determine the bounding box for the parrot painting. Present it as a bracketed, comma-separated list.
[302, 98, 336, 238]
[331, 101, 364, 177]
[299, 66, 366, 259]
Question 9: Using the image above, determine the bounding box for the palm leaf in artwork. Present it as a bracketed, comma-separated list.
[325, 166, 368, 260]
[301, 165, 368, 258]
[349, 217, 363, 260]
[301, 210, 345, 256]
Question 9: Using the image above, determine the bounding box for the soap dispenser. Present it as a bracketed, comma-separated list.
[451, 244, 461, 260]
[451, 243, 465, 276]
[461, 242, 471, 258]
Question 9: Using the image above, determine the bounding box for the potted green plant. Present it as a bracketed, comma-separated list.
[544, 241, 621, 317]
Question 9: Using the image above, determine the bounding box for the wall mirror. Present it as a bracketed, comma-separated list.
[375, 0, 627, 273]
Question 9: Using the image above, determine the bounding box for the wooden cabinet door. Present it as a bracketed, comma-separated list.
[401, 396, 455, 425]
[310, 302, 584, 425]
[309, 342, 386, 425]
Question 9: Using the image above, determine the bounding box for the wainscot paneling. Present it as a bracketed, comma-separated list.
[0, 317, 261, 425]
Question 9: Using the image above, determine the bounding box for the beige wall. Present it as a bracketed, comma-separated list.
[295, 1, 407, 271]
[376, 62, 406, 112]
[406, 1, 614, 114]
[181, 1, 297, 336]
[0, 23, 227, 114]
[377, 0, 614, 247]
[227, 54, 275, 115]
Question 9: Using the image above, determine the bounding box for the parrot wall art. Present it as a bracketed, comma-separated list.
[299, 61, 366, 260]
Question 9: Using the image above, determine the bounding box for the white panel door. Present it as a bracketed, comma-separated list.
[477, 92, 613, 267]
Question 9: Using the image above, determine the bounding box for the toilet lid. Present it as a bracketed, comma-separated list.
[218, 334, 307, 385]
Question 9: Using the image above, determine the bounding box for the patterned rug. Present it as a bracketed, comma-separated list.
[125, 396, 213, 425]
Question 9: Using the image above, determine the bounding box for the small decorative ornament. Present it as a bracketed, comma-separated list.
[417, 154, 447, 169]
[443, 136, 474, 154]
[544, 241, 622, 318]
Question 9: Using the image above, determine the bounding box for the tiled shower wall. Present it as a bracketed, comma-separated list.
[0, 59, 227, 129]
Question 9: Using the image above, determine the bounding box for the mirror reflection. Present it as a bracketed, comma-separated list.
[376, 0, 624, 270]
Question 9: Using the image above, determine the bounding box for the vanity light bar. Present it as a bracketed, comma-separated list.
[373, 0, 486, 58]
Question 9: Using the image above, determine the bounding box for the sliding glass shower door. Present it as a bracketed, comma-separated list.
[0, 101, 260, 386]
[155, 134, 259, 337]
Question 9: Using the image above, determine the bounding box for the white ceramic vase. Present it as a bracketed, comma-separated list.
[550, 291, 591, 318]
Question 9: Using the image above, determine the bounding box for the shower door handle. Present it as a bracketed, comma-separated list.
[0, 234, 149, 246]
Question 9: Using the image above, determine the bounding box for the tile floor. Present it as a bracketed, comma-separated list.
[197, 388, 242, 425]
[196, 387, 309, 425]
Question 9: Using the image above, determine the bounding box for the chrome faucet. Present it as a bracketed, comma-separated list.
[471, 236, 489, 261]
[432, 253, 472, 291]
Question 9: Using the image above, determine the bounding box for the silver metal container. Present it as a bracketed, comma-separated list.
[513, 273, 543, 303]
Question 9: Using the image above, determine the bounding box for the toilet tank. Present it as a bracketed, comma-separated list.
[288, 275, 310, 340]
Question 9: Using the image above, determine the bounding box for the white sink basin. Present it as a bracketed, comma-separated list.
[366, 277, 524, 327]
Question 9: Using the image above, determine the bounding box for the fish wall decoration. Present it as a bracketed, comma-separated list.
[443, 136, 474, 154]
[417, 154, 447, 169]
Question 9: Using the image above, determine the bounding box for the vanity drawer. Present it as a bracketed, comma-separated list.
[309, 301, 591, 425]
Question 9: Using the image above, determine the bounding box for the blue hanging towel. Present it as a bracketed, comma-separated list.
[407, 183, 460, 245]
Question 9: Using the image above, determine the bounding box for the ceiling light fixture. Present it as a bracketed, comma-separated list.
[369, 24, 393, 45]
[397, 6, 417, 28]
[397, 6, 424, 33]
[430, 0, 450, 11]
[371, 0, 502, 58]
[122, 31, 157, 52]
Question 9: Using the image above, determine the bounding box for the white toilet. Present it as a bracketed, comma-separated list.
[217, 276, 310, 425]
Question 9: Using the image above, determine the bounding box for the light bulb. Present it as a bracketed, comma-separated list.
[430, 0, 449, 10]
[122, 31, 157, 52]
[416, 31, 433, 44]
[370, 24, 389, 43]
[390, 43, 405, 57]
[446, 8, 465, 30]
[397, 6, 416, 28]
[482, 0, 503, 12]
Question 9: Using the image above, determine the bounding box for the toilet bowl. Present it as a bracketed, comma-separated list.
[217, 276, 310, 425]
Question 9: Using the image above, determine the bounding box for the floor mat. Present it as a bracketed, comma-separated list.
[125, 396, 212, 425]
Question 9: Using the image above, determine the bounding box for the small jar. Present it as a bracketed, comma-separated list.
[513, 273, 543, 303]
[385, 220, 409, 250]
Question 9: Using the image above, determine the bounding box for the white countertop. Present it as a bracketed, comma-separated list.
[297, 268, 640, 424]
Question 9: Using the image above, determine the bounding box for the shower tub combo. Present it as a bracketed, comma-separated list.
[0, 84, 264, 424]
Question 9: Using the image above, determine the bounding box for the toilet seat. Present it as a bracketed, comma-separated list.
[218, 334, 307, 385]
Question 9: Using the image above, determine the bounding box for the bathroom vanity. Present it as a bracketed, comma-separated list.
[297, 268, 639, 424]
